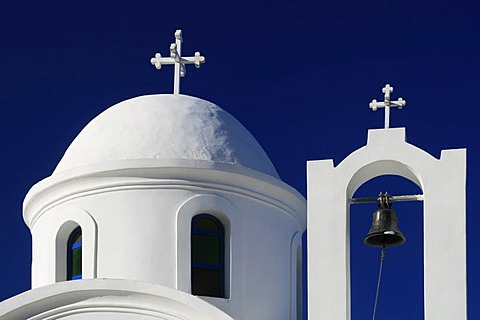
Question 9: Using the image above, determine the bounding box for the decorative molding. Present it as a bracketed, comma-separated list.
[24, 160, 306, 230]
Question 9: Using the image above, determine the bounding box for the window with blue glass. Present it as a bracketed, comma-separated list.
[191, 214, 225, 298]
[67, 227, 82, 280]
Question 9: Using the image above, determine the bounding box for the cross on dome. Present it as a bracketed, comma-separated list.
[369, 84, 406, 128]
[150, 30, 206, 95]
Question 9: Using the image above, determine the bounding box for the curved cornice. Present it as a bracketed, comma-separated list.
[0, 279, 235, 320]
[24, 159, 306, 230]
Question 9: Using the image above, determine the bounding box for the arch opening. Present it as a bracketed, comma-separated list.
[350, 175, 424, 320]
[346, 160, 423, 198]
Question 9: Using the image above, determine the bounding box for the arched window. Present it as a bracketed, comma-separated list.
[191, 214, 225, 298]
[67, 227, 82, 280]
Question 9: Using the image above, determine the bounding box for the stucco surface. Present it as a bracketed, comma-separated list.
[307, 128, 467, 320]
[0, 279, 235, 320]
[54, 94, 279, 178]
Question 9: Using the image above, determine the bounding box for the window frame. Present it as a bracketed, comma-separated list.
[191, 213, 225, 298]
[66, 226, 82, 280]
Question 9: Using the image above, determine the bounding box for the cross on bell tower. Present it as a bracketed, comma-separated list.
[150, 30, 206, 94]
[369, 84, 406, 128]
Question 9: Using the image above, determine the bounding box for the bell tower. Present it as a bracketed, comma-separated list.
[306, 85, 467, 319]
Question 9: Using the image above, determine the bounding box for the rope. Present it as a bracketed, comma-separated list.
[372, 246, 386, 320]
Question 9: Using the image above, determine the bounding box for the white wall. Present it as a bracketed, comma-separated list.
[307, 128, 467, 320]
[25, 160, 306, 320]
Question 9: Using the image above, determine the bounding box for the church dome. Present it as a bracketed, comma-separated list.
[54, 94, 279, 178]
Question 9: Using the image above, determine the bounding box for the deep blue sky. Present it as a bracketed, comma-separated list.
[0, 1, 478, 319]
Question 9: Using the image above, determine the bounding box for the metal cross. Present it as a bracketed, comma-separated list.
[150, 30, 206, 95]
[369, 84, 406, 128]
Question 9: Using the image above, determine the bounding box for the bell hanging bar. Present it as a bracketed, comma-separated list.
[350, 193, 423, 205]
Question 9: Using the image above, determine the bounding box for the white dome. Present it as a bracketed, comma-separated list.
[54, 94, 279, 178]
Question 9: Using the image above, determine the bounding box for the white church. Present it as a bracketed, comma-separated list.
[0, 30, 467, 320]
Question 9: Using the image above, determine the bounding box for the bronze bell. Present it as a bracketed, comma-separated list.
[364, 193, 406, 248]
